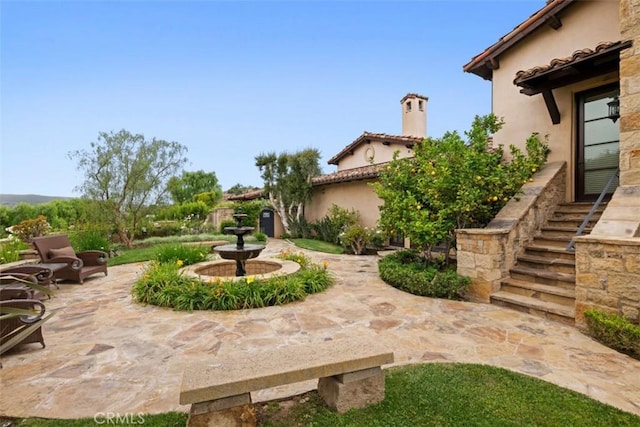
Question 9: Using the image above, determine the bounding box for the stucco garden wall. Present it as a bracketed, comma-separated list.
[306, 180, 380, 229]
[457, 162, 566, 302]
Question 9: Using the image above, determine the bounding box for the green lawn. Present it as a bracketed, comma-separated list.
[290, 238, 344, 254]
[4, 364, 638, 426]
[260, 363, 640, 427]
[107, 235, 235, 266]
[1, 412, 187, 427]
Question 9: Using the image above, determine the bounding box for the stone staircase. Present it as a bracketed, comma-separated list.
[490, 202, 605, 325]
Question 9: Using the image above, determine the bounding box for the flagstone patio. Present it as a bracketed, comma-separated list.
[1, 239, 639, 419]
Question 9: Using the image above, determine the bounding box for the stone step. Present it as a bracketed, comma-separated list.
[516, 254, 575, 275]
[538, 227, 583, 239]
[524, 244, 576, 261]
[554, 203, 605, 214]
[532, 235, 573, 248]
[490, 291, 575, 325]
[551, 212, 602, 222]
[500, 278, 575, 306]
[509, 265, 575, 288]
[546, 218, 599, 228]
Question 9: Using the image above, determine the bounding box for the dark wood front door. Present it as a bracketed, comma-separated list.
[259, 208, 275, 237]
[576, 85, 620, 201]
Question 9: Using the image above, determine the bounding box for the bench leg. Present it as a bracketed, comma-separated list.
[187, 393, 256, 427]
[318, 366, 386, 413]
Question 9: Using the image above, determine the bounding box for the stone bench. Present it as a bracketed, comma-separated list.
[180, 338, 394, 426]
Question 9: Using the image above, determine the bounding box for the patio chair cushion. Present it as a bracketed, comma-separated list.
[49, 246, 75, 259]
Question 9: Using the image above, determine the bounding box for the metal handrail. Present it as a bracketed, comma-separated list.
[566, 167, 619, 251]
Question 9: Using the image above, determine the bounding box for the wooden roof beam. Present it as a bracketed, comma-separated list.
[542, 89, 560, 125]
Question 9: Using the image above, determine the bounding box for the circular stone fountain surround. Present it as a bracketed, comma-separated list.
[183, 258, 301, 282]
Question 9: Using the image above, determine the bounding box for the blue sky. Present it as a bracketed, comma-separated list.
[1, 0, 542, 197]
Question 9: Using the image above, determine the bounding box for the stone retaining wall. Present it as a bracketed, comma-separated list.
[456, 161, 566, 302]
[574, 236, 640, 326]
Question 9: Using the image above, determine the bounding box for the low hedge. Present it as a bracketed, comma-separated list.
[132, 251, 333, 311]
[378, 249, 470, 299]
[584, 309, 640, 360]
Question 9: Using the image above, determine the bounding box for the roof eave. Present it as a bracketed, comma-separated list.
[463, 0, 577, 80]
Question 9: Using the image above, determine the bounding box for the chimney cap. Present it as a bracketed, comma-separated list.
[400, 93, 428, 104]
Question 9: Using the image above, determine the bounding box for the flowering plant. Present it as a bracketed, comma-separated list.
[339, 225, 382, 255]
[10, 215, 51, 243]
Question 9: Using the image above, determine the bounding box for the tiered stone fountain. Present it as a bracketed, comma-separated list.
[213, 213, 265, 276]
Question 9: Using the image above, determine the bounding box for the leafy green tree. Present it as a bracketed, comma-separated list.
[255, 148, 322, 232]
[374, 114, 548, 264]
[167, 170, 223, 205]
[70, 129, 188, 248]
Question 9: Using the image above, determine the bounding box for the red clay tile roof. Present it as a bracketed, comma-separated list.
[311, 163, 385, 186]
[327, 132, 422, 165]
[513, 41, 627, 85]
[463, 0, 576, 80]
[224, 165, 386, 199]
[226, 189, 264, 201]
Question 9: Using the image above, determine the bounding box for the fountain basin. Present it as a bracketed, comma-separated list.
[214, 243, 265, 261]
[183, 258, 301, 282]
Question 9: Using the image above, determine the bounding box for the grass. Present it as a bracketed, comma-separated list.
[290, 238, 344, 254]
[107, 234, 235, 266]
[4, 364, 638, 426]
[0, 412, 187, 426]
[259, 363, 640, 427]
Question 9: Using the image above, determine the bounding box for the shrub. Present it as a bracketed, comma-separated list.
[69, 228, 112, 252]
[131, 250, 332, 311]
[253, 232, 267, 242]
[234, 200, 268, 229]
[10, 215, 51, 242]
[289, 216, 313, 239]
[0, 235, 29, 264]
[584, 309, 640, 359]
[378, 249, 470, 299]
[375, 114, 549, 264]
[219, 219, 236, 234]
[154, 243, 208, 266]
[146, 220, 183, 238]
[312, 205, 360, 245]
[340, 225, 383, 255]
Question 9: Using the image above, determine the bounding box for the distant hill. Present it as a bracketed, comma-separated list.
[0, 194, 72, 207]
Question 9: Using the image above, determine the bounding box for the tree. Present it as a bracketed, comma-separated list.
[255, 148, 322, 232]
[226, 183, 260, 195]
[167, 170, 223, 205]
[70, 129, 188, 248]
[374, 114, 548, 264]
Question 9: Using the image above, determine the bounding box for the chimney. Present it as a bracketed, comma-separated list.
[400, 93, 428, 137]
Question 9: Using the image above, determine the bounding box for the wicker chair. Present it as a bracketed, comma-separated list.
[0, 298, 47, 354]
[0, 272, 39, 300]
[32, 235, 108, 284]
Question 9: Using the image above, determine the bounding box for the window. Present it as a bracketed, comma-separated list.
[418, 100, 424, 111]
[406, 101, 412, 112]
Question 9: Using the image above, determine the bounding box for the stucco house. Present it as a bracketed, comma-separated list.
[305, 94, 427, 240]
[457, 0, 639, 327]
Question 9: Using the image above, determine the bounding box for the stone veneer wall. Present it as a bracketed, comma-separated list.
[457, 162, 566, 302]
[574, 237, 640, 325]
[573, 0, 640, 327]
